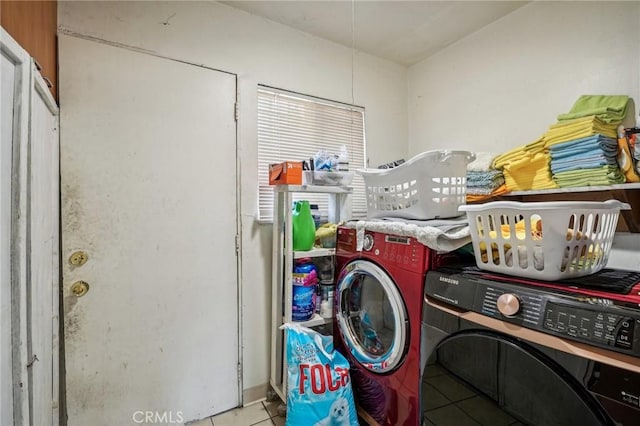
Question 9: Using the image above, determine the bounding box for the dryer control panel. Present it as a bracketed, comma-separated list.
[543, 301, 635, 351]
[425, 269, 640, 358]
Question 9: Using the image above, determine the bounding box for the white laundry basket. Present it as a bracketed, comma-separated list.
[459, 200, 630, 281]
[357, 150, 475, 220]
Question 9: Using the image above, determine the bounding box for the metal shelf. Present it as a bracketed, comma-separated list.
[270, 185, 351, 405]
[284, 314, 333, 329]
[275, 184, 352, 194]
[293, 247, 336, 259]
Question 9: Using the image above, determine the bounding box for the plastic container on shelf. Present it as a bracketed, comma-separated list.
[292, 259, 318, 321]
[319, 282, 334, 319]
[310, 204, 321, 229]
[315, 224, 337, 248]
[357, 150, 475, 220]
[315, 257, 335, 282]
[320, 233, 336, 248]
[302, 170, 354, 186]
[459, 199, 630, 281]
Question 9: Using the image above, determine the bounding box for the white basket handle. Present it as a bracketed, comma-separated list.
[439, 150, 475, 163]
[459, 199, 631, 212]
[603, 199, 631, 210]
[357, 150, 475, 176]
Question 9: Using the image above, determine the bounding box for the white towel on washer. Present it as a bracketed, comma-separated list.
[345, 217, 471, 252]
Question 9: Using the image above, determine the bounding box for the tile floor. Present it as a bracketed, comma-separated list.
[189, 361, 521, 426]
[422, 363, 524, 426]
[188, 400, 285, 426]
[189, 399, 369, 426]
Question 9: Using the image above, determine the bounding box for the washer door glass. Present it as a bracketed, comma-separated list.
[336, 260, 408, 373]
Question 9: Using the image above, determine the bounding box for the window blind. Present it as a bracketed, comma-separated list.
[257, 86, 367, 222]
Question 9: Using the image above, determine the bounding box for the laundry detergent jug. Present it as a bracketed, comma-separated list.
[292, 200, 316, 251]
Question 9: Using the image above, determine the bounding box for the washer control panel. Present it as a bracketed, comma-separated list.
[365, 232, 429, 273]
[425, 270, 640, 357]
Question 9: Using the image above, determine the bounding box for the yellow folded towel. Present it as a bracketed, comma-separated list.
[493, 138, 545, 170]
[543, 116, 617, 148]
[502, 152, 557, 191]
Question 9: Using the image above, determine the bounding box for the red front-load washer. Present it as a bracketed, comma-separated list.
[334, 226, 432, 425]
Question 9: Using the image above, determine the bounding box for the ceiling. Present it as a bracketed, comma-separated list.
[221, 1, 528, 66]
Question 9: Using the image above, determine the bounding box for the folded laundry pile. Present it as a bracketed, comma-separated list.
[549, 134, 624, 187]
[465, 152, 507, 202]
[543, 115, 618, 147]
[557, 94, 630, 124]
[543, 95, 631, 187]
[491, 95, 633, 192]
[492, 138, 557, 191]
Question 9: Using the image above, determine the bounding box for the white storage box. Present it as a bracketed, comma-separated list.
[357, 150, 475, 220]
[459, 200, 630, 281]
[303, 170, 353, 186]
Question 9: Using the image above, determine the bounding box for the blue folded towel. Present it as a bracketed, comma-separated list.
[552, 151, 612, 163]
[466, 170, 504, 186]
[551, 158, 616, 174]
[549, 135, 617, 158]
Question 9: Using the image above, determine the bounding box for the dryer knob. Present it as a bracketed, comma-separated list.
[497, 293, 521, 317]
[363, 234, 374, 251]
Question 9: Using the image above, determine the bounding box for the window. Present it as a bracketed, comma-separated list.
[257, 86, 367, 222]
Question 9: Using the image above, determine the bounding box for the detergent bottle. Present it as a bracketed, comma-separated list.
[292, 200, 316, 251]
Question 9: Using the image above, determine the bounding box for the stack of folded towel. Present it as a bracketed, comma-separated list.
[543, 95, 630, 187]
[557, 95, 630, 124]
[549, 134, 624, 187]
[486, 95, 632, 192]
[492, 138, 557, 191]
[466, 152, 507, 202]
[544, 116, 618, 147]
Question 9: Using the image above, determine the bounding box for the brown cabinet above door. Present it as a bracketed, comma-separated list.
[1, 1, 58, 101]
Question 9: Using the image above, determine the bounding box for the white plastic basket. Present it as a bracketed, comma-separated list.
[357, 150, 475, 220]
[459, 200, 630, 281]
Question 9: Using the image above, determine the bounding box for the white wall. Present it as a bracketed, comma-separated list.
[408, 1, 640, 155]
[58, 0, 407, 398]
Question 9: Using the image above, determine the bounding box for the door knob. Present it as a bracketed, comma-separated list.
[69, 251, 88, 266]
[70, 281, 90, 297]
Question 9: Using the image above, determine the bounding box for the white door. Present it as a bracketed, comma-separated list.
[3, 29, 61, 425]
[28, 61, 60, 426]
[1, 31, 19, 426]
[59, 35, 240, 425]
